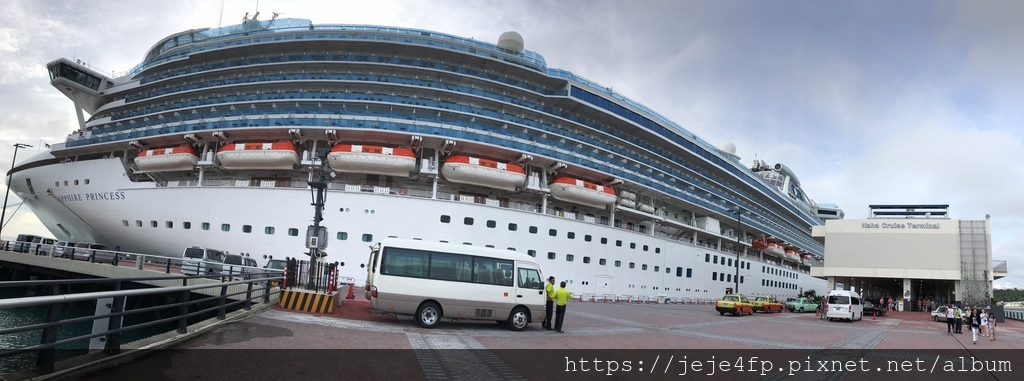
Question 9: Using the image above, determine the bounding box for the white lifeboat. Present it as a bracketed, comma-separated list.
[440, 155, 526, 191]
[785, 249, 801, 262]
[616, 198, 636, 208]
[549, 177, 617, 209]
[217, 141, 300, 170]
[328, 144, 416, 177]
[134, 145, 198, 172]
[801, 253, 814, 265]
[763, 242, 785, 257]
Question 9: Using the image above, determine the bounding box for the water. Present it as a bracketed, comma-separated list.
[0, 287, 92, 374]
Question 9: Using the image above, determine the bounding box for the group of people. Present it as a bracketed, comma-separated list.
[541, 276, 572, 333]
[878, 297, 896, 311]
[944, 304, 997, 344]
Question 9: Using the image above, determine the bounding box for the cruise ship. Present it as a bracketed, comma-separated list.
[9, 16, 843, 301]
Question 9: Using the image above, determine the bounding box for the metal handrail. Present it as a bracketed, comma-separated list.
[0, 275, 281, 375]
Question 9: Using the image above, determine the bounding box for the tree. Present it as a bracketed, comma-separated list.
[800, 289, 818, 301]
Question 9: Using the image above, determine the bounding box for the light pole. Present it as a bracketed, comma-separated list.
[729, 207, 743, 294]
[1, 143, 31, 239]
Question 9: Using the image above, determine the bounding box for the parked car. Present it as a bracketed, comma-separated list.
[862, 301, 887, 317]
[12, 234, 55, 253]
[53, 241, 78, 258]
[930, 305, 962, 322]
[752, 295, 784, 313]
[715, 294, 753, 316]
[73, 242, 118, 264]
[264, 259, 287, 286]
[826, 289, 864, 322]
[785, 298, 818, 313]
[11, 233, 44, 251]
[31, 236, 57, 254]
[265, 259, 287, 271]
[181, 246, 226, 276]
[222, 254, 258, 275]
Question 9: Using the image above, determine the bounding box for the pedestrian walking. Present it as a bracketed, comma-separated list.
[980, 309, 989, 337]
[945, 304, 955, 334]
[970, 308, 980, 344]
[990, 313, 997, 341]
[552, 281, 572, 333]
[954, 307, 963, 334]
[542, 276, 555, 330]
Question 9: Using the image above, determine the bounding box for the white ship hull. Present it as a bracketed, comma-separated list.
[8, 152, 823, 301]
[9, 153, 824, 300]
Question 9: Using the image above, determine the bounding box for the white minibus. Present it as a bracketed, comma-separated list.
[826, 289, 864, 322]
[365, 238, 546, 331]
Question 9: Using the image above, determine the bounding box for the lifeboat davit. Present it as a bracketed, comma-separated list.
[549, 177, 617, 209]
[441, 155, 526, 191]
[217, 141, 300, 170]
[328, 144, 416, 177]
[134, 145, 198, 172]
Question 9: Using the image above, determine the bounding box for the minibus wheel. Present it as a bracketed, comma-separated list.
[416, 302, 441, 328]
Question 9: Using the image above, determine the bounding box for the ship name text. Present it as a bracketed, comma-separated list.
[57, 192, 127, 203]
[860, 222, 940, 230]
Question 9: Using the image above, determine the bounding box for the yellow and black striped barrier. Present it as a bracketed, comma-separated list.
[278, 289, 340, 314]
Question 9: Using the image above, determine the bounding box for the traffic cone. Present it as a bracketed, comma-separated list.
[873, 311, 877, 320]
[815, 307, 820, 317]
[345, 283, 356, 300]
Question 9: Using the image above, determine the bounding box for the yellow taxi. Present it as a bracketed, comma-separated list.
[715, 294, 753, 316]
[752, 295, 784, 313]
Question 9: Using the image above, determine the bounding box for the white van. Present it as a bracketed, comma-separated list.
[181, 246, 226, 276]
[826, 289, 864, 322]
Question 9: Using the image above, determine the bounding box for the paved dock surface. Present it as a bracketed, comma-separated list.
[77, 291, 1024, 380]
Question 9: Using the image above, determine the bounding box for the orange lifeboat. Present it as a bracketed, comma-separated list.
[751, 239, 769, 250]
[763, 242, 785, 257]
[134, 145, 198, 172]
[441, 155, 526, 191]
[217, 141, 300, 170]
[785, 249, 801, 262]
[328, 144, 416, 177]
[549, 177, 617, 208]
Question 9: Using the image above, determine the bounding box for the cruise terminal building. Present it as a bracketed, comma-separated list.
[810, 205, 1005, 310]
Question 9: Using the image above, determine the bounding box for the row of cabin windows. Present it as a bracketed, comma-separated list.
[440, 215, 661, 253]
[704, 253, 751, 270]
[122, 220, 374, 242]
[711, 272, 746, 284]
[54, 179, 90, 187]
[761, 265, 798, 279]
[514, 249, 693, 278]
[761, 279, 798, 290]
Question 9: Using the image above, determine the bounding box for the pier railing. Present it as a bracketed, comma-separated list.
[0, 274, 282, 376]
[1, 239, 283, 278]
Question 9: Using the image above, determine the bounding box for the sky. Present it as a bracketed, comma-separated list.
[1, 1, 1022, 287]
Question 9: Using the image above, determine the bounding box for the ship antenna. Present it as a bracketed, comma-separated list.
[218, 0, 226, 27]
